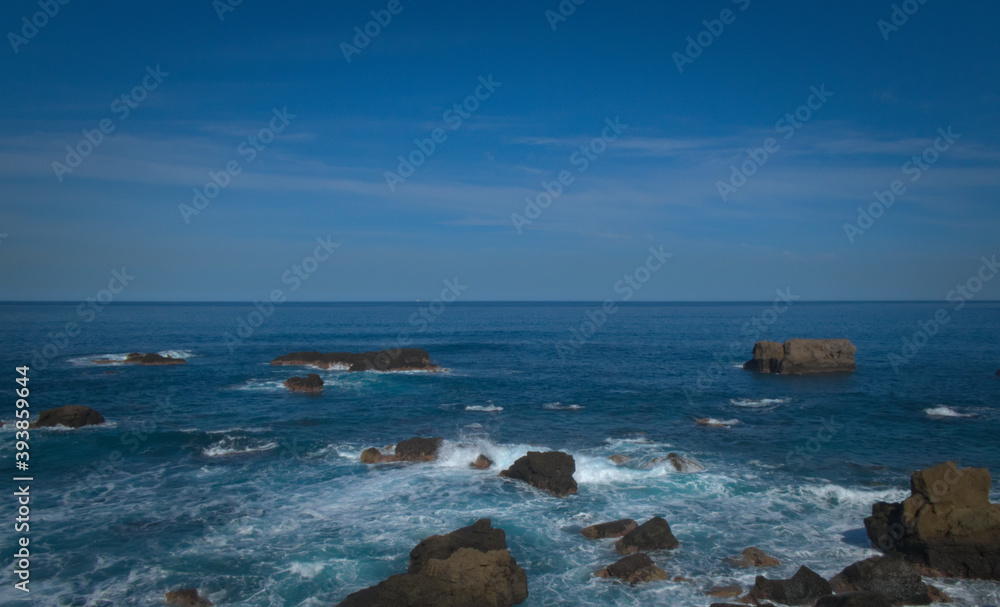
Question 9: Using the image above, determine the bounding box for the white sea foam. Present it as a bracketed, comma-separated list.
[543, 402, 584, 410]
[697, 418, 740, 427]
[203, 436, 278, 457]
[731, 397, 790, 408]
[465, 404, 503, 412]
[924, 405, 975, 418]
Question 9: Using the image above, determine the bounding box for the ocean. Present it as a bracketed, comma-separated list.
[1, 301, 998, 606]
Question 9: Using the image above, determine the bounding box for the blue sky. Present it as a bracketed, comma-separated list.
[1, 0, 998, 301]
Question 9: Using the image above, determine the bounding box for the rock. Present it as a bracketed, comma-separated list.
[743, 339, 856, 375]
[283, 373, 324, 393]
[864, 461, 1000, 579]
[925, 585, 951, 603]
[828, 557, 933, 605]
[361, 448, 383, 464]
[395, 437, 443, 461]
[594, 553, 668, 584]
[471, 454, 494, 470]
[706, 585, 743, 598]
[271, 348, 441, 372]
[666, 452, 704, 473]
[609, 454, 632, 465]
[580, 519, 637, 539]
[744, 565, 832, 605]
[815, 592, 893, 607]
[336, 519, 527, 607]
[118, 352, 186, 365]
[727, 547, 781, 568]
[499, 451, 577, 497]
[30, 405, 105, 429]
[615, 517, 680, 554]
[165, 588, 213, 607]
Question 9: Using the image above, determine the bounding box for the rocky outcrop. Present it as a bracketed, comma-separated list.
[360, 438, 444, 464]
[743, 566, 832, 605]
[864, 461, 1000, 579]
[96, 352, 186, 365]
[471, 455, 494, 470]
[30, 405, 105, 429]
[284, 373, 324, 393]
[743, 339, 856, 375]
[816, 593, 893, 607]
[580, 519, 637, 539]
[706, 585, 743, 598]
[594, 553, 668, 584]
[336, 519, 527, 607]
[165, 588, 213, 607]
[615, 517, 680, 554]
[726, 547, 781, 568]
[829, 557, 938, 605]
[499, 451, 577, 497]
[271, 348, 441, 372]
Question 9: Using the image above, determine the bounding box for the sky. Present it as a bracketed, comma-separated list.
[0, 0, 998, 301]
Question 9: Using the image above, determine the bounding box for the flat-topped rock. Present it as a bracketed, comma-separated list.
[30, 405, 105, 429]
[284, 373, 324, 393]
[743, 339, 856, 375]
[864, 461, 1000, 579]
[271, 348, 441, 372]
[360, 437, 444, 464]
[499, 451, 577, 497]
[96, 352, 186, 365]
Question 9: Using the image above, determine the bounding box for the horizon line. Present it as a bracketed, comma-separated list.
[2, 300, 998, 305]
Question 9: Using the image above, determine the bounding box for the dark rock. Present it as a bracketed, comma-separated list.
[706, 585, 743, 598]
[499, 451, 577, 497]
[609, 454, 632, 465]
[395, 437, 443, 461]
[283, 373, 324, 393]
[336, 519, 527, 607]
[727, 547, 781, 568]
[30, 405, 105, 429]
[743, 339, 856, 374]
[594, 553, 668, 584]
[666, 452, 704, 473]
[828, 557, 932, 605]
[165, 588, 212, 607]
[581, 519, 638, 540]
[816, 592, 893, 607]
[115, 352, 186, 365]
[271, 348, 441, 372]
[471, 454, 494, 470]
[744, 565, 833, 605]
[615, 517, 680, 554]
[864, 461, 1000, 579]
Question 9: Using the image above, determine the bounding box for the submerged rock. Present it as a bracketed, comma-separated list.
[580, 519, 637, 540]
[271, 348, 441, 372]
[666, 453, 704, 473]
[499, 451, 577, 497]
[336, 519, 527, 607]
[30, 405, 105, 429]
[744, 565, 832, 605]
[594, 553, 668, 584]
[743, 339, 856, 375]
[165, 588, 213, 607]
[283, 373, 324, 393]
[864, 461, 1000, 579]
[615, 517, 680, 554]
[726, 547, 781, 568]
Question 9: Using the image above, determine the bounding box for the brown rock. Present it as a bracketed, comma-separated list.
[361, 448, 383, 464]
[727, 547, 781, 568]
[666, 452, 704, 473]
[471, 454, 494, 470]
[743, 339, 856, 374]
[615, 517, 680, 554]
[30, 405, 105, 429]
[284, 373, 324, 393]
[395, 437, 443, 461]
[707, 585, 743, 598]
[580, 519, 637, 539]
[609, 454, 632, 465]
[595, 553, 669, 584]
[165, 588, 212, 607]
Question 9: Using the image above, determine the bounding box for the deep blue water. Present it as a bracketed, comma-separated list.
[1, 302, 998, 606]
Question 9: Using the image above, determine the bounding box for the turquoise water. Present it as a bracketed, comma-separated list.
[1, 302, 998, 606]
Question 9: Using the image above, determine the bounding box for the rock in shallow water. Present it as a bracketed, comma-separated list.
[580, 519, 637, 539]
[864, 461, 1000, 580]
[726, 546, 781, 568]
[594, 553, 668, 584]
[336, 519, 527, 607]
[744, 565, 832, 605]
[499, 451, 577, 497]
[829, 556, 935, 605]
[270, 348, 441, 372]
[471, 454, 494, 469]
[360, 437, 443, 463]
[816, 592, 893, 607]
[30, 405, 104, 429]
[283, 373, 323, 392]
[743, 339, 856, 374]
[165, 588, 212, 607]
[615, 517, 680, 554]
